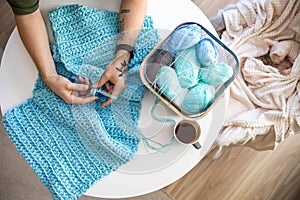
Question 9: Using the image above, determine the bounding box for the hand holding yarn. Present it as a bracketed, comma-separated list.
[45, 74, 97, 104]
[92, 53, 130, 107]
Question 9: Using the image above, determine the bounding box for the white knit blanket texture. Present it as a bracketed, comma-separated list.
[217, 0, 300, 150]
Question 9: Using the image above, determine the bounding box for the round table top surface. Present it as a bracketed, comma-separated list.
[0, 0, 229, 198]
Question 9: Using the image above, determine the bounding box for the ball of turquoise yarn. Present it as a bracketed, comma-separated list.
[168, 24, 202, 51]
[196, 38, 219, 66]
[175, 47, 200, 88]
[198, 62, 233, 85]
[181, 82, 215, 113]
[156, 66, 180, 100]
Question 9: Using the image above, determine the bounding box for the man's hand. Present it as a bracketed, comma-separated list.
[15, 10, 97, 105]
[44, 74, 97, 104]
[92, 52, 130, 107]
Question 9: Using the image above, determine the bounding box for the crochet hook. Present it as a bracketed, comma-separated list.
[68, 77, 118, 100]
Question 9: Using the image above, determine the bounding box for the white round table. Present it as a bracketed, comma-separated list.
[0, 0, 229, 198]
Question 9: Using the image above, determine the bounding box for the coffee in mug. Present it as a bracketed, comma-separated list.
[174, 120, 201, 149]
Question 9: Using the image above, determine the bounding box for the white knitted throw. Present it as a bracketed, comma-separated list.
[217, 0, 300, 150]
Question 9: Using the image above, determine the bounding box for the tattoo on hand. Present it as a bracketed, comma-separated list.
[119, 9, 130, 34]
[116, 60, 128, 77]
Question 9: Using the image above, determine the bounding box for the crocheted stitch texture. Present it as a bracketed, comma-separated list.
[2, 4, 159, 200]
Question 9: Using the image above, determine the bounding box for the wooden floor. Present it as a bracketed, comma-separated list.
[1, 0, 300, 200]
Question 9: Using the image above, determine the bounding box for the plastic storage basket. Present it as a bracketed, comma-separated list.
[140, 22, 239, 120]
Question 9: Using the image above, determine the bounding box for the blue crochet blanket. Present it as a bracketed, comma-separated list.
[2, 4, 159, 200]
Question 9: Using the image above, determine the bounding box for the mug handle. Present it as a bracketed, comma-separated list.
[192, 141, 201, 149]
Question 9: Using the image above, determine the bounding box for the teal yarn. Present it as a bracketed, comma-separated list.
[148, 23, 237, 116]
[156, 66, 180, 100]
[79, 63, 105, 84]
[2, 4, 159, 200]
[167, 24, 202, 51]
[181, 82, 215, 113]
[196, 38, 219, 66]
[50, 4, 159, 75]
[198, 62, 233, 85]
[174, 46, 200, 88]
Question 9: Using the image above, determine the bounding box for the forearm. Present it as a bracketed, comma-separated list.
[118, 0, 147, 46]
[15, 9, 57, 81]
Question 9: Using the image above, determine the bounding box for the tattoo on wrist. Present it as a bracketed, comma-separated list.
[116, 60, 128, 77]
[120, 9, 130, 14]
